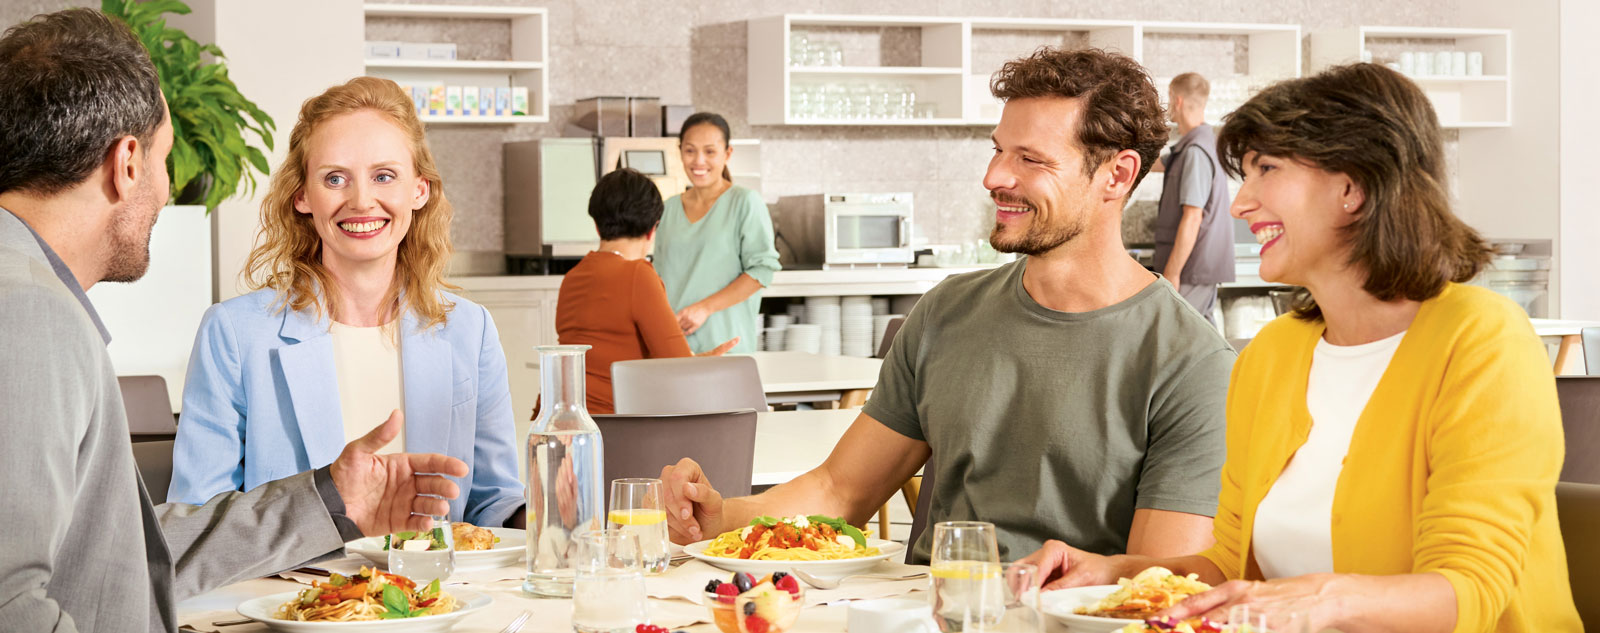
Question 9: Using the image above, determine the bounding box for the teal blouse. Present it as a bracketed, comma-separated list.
[655, 185, 780, 354]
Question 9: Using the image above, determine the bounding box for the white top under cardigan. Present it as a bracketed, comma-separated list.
[1252, 329, 1407, 578]
[329, 321, 405, 454]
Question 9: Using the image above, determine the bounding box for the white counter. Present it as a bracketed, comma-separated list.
[449, 265, 994, 297]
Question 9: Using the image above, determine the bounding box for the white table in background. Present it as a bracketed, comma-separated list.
[1530, 318, 1600, 375]
[743, 351, 883, 405]
[752, 409, 860, 486]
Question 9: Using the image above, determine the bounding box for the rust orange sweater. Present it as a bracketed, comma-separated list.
[553, 252, 693, 414]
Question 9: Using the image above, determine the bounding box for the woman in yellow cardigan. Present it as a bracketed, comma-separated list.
[1020, 64, 1578, 632]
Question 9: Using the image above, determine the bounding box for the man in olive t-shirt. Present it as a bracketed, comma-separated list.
[660, 48, 1232, 565]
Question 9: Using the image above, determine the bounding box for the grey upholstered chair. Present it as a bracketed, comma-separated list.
[593, 409, 758, 500]
[118, 375, 177, 440]
[1557, 376, 1600, 485]
[131, 440, 175, 505]
[611, 356, 767, 415]
[1556, 482, 1600, 628]
[1583, 327, 1600, 375]
[875, 317, 906, 360]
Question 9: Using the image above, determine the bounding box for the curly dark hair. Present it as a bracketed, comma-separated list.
[1217, 63, 1491, 321]
[990, 47, 1168, 191]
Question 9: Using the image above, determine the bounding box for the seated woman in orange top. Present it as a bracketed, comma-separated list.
[552, 168, 737, 415]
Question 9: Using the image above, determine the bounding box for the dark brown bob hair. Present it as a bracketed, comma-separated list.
[990, 47, 1168, 192]
[1217, 63, 1491, 320]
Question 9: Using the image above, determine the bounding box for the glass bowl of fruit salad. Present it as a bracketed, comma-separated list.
[704, 571, 805, 633]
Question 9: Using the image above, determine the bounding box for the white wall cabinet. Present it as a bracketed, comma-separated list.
[363, 4, 550, 125]
[748, 14, 1300, 127]
[1311, 26, 1512, 128]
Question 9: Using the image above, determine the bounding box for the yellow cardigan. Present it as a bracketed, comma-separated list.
[1199, 284, 1579, 633]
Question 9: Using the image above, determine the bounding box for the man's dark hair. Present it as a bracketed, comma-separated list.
[588, 168, 663, 240]
[990, 47, 1168, 191]
[0, 8, 165, 196]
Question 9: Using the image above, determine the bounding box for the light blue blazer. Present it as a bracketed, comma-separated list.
[168, 288, 525, 526]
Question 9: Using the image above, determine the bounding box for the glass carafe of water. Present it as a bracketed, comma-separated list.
[523, 345, 605, 597]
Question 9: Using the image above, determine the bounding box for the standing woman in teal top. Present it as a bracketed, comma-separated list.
[656, 112, 780, 354]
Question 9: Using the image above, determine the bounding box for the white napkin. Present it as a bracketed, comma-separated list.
[647, 560, 930, 608]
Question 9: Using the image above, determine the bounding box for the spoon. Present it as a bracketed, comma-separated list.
[789, 568, 928, 590]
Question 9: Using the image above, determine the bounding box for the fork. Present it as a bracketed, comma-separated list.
[499, 609, 533, 633]
[790, 568, 928, 590]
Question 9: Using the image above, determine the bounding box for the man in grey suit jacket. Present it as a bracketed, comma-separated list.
[0, 10, 477, 632]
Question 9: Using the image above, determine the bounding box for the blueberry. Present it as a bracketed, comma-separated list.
[704, 579, 722, 593]
[771, 571, 788, 582]
[743, 601, 757, 616]
[733, 572, 755, 593]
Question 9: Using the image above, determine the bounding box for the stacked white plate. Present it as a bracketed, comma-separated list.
[873, 314, 905, 355]
[786, 303, 807, 326]
[842, 296, 875, 357]
[871, 297, 890, 316]
[763, 327, 786, 351]
[805, 296, 842, 356]
[784, 323, 822, 354]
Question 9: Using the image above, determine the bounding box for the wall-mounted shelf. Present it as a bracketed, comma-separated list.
[362, 3, 549, 124]
[749, 14, 1301, 127]
[1311, 26, 1511, 128]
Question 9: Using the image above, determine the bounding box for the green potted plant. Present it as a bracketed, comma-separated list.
[102, 0, 274, 213]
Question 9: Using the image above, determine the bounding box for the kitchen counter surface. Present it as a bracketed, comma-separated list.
[449, 265, 1000, 296]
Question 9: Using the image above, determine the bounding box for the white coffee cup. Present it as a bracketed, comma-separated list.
[1415, 51, 1433, 76]
[1467, 51, 1484, 76]
[1435, 51, 1453, 76]
[1400, 51, 1417, 76]
[848, 598, 938, 633]
[1452, 51, 1467, 76]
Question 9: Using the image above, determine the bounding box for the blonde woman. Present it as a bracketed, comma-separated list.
[169, 77, 524, 526]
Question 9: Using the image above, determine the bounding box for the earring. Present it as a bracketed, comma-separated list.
[1343, 203, 1350, 210]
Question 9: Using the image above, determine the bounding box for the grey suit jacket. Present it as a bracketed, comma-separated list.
[0, 210, 350, 632]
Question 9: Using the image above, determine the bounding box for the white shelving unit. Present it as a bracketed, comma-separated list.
[1311, 26, 1511, 128]
[749, 15, 1300, 127]
[362, 3, 549, 125]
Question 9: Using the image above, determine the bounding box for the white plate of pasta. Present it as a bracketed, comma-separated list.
[236, 566, 490, 632]
[684, 514, 906, 576]
[346, 524, 524, 573]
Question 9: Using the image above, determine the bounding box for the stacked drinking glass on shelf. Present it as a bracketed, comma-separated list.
[790, 32, 843, 67]
[789, 81, 932, 121]
[1385, 49, 1485, 78]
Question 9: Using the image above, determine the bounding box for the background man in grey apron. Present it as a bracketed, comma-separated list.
[1153, 73, 1235, 325]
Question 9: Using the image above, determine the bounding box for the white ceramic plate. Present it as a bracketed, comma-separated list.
[347, 527, 524, 573]
[1039, 586, 1140, 633]
[236, 588, 490, 632]
[683, 537, 905, 576]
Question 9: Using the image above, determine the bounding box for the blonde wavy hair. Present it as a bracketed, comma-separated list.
[245, 76, 457, 331]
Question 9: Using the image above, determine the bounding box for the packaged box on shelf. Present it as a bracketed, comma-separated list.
[495, 87, 511, 116]
[511, 87, 528, 116]
[427, 86, 445, 116]
[411, 86, 428, 115]
[399, 43, 430, 60]
[479, 85, 495, 115]
[445, 86, 461, 116]
[365, 40, 400, 59]
[462, 87, 479, 116]
[426, 43, 457, 61]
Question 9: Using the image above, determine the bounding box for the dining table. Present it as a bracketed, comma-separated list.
[1529, 318, 1600, 375]
[741, 351, 883, 407]
[752, 409, 861, 487]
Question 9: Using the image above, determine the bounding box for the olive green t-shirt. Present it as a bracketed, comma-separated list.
[863, 258, 1234, 563]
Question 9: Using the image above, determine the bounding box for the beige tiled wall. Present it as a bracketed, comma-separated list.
[5, 0, 1463, 253]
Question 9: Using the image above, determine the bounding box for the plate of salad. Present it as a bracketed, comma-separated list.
[346, 523, 525, 573]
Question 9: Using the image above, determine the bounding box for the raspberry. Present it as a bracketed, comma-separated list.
[743, 614, 770, 633]
[716, 582, 739, 604]
[774, 574, 800, 595]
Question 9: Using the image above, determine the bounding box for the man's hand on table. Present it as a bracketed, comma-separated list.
[329, 409, 469, 535]
[661, 457, 728, 543]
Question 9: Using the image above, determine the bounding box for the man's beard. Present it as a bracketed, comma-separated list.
[988, 195, 1084, 257]
[101, 187, 160, 283]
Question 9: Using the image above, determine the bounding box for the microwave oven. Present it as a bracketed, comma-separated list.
[776, 193, 914, 269]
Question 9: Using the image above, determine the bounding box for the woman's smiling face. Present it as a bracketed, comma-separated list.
[1231, 151, 1363, 287]
[294, 109, 429, 271]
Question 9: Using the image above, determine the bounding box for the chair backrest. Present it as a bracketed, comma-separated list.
[594, 409, 758, 500]
[119, 375, 177, 436]
[1557, 482, 1600, 628]
[132, 440, 175, 505]
[611, 356, 766, 415]
[1584, 327, 1600, 376]
[876, 317, 906, 359]
[1557, 376, 1600, 484]
[904, 453, 936, 565]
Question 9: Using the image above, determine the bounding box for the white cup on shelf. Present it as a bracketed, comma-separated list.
[1434, 51, 1452, 77]
[1400, 51, 1416, 76]
[1452, 51, 1467, 77]
[1467, 51, 1484, 76]
[1415, 51, 1433, 76]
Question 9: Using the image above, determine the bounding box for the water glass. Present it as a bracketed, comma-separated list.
[789, 33, 808, 67]
[608, 478, 670, 574]
[825, 41, 844, 67]
[387, 516, 455, 585]
[572, 529, 648, 633]
[929, 521, 1001, 632]
[1225, 604, 1312, 633]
